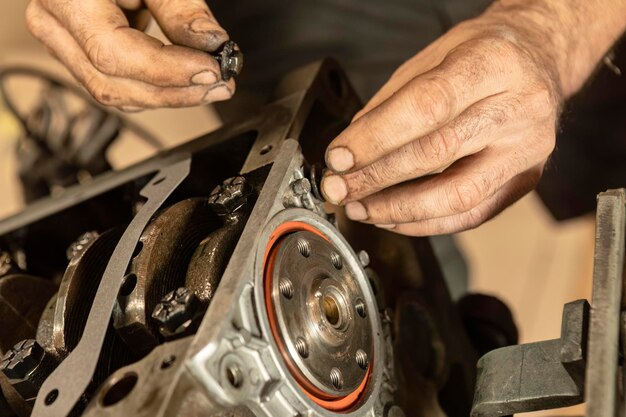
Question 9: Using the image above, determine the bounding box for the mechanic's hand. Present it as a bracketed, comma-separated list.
[26, 0, 234, 110]
[321, 15, 563, 236]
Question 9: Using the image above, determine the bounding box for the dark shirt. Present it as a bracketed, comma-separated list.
[212, 0, 492, 101]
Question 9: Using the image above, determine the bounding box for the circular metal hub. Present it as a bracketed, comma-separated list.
[267, 230, 373, 399]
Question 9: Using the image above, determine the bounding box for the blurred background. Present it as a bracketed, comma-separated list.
[0, 2, 596, 415]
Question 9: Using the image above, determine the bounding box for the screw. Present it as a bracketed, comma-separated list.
[291, 178, 311, 196]
[208, 176, 251, 216]
[214, 41, 243, 81]
[152, 287, 203, 338]
[66, 231, 99, 260]
[0, 340, 44, 380]
[0, 251, 16, 277]
[358, 250, 370, 268]
[384, 405, 406, 417]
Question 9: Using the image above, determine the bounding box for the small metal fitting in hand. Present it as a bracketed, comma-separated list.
[213, 40, 243, 81]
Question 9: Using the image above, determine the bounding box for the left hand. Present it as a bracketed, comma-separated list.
[321, 15, 563, 236]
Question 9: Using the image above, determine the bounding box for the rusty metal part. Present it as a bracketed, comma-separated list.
[0, 339, 59, 411]
[151, 287, 204, 339]
[185, 213, 248, 304]
[52, 229, 122, 356]
[471, 300, 589, 416]
[0, 275, 57, 355]
[65, 231, 99, 261]
[113, 198, 218, 353]
[208, 176, 251, 216]
[214, 41, 243, 81]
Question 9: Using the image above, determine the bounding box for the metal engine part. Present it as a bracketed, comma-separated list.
[0, 60, 483, 417]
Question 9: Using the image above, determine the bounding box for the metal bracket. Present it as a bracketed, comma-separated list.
[471, 299, 589, 416]
[32, 157, 191, 417]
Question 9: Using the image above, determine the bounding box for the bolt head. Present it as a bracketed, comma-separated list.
[217, 41, 243, 81]
[208, 176, 250, 215]
[0, 339, 44, 380]
[152, 287, 201, 335]
[66, 231, 99, 260]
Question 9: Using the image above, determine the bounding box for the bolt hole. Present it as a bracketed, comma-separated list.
[100, 373, 138, 407]
[45, 389, 58, 406]
[330, 368, 343, 390]
[152, 177, 165, 186]
[297, 238, 311, 258]
[160, 355, 176, 370]
[330, 252, 343, 270]
[295, 337, 309, 358]
[226, 365, 243, 389]
[260, 145, 273, 155]
[355, 299, 367, 318]
[132, 241, 143, 259]
[323, 296, 341, 326]
[279, 278, 294, 299]
[355, 349, 368, 370]
[119, 273, 137, 297]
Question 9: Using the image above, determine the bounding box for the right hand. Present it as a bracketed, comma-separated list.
[26, 0, 235, 111]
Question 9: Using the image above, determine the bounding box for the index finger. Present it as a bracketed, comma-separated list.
[39, 0, 223, 87]
[325, 43, 514, 173]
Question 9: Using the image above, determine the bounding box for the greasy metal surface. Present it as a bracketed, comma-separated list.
[0, 275, 57, 355]
[185, 214, 246, 303]
[270, 230, 372, 396]
[32, 158, 191, 417]
[585, 189, 626, 417]
[471, 300, 589, 416]
[52, 229, 121, 356]
[113, 198, 217, 353]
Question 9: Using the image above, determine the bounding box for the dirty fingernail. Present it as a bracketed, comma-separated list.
[345, 201, 368, 221]
[327, 147, 354, 172]
[204, 86, 232, 102]
[119, 106, 144, 113]
[321, 175, 348, 204]
[191, 70, 218, 85]
[190, 18, 222, 33]
[376, 224, 396, 229]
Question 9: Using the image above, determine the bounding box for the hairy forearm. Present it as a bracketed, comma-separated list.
[485, 0, 626, 98]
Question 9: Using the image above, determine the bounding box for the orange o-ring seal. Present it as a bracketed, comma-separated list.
[262, 221, 371, 412]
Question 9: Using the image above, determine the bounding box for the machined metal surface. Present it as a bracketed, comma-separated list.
[585, 189, 626, 417]
[269, 230, 372, 397]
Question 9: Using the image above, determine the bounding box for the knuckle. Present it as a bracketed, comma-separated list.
[459, 206, 488, 231]
[411, 128, 459, 168]
[351, 164, 391, 196]
[407, 75, 457, 126]
[85, 76, 115, 106]
[25, 1, 43, 37]
[524, 86, 557, 119]
[85, 33, 118, 75]
[387, 196, 416, 222]
[446, 176, 487, 213]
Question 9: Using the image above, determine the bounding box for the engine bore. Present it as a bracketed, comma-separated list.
[263, 222, 373, 411]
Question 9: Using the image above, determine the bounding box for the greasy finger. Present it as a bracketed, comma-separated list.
[144, 0, 228, 52]
[39, 0, 223, 87]
[344, 133, 553, 224]
[26, 1, 234, 108]
[322, 93, 522, 203]
[325, 42, 515, 173]
[387, 166, 543, 236]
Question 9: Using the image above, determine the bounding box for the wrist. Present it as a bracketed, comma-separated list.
[483, 0, 626, 98]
